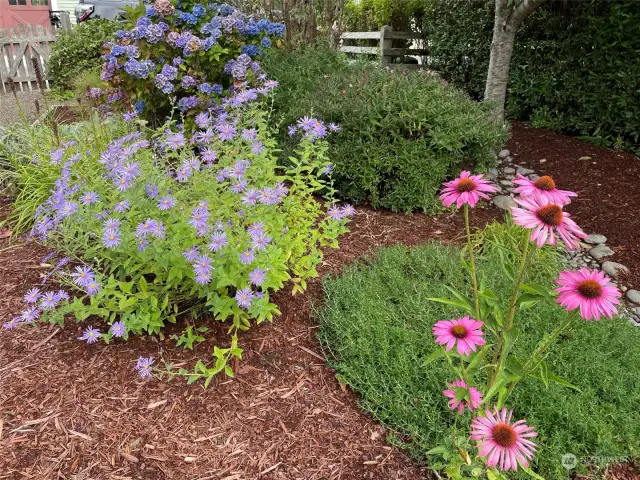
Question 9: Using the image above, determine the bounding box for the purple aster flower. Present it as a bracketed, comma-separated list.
[104, 218, 121, 230]
[145, 184, 160, 199]
[259, 187, 279, 205]
[251, 234, 271, 251]
[341, 204, 356, 217]
[176, 168, 192, 182]
[3, 318, 19, 329]
[114, 199, 130, 213]
[195, 272, 212, 285]
[191, 255, 213, 276]
[166, 132, 186, 150]
[79, 326, 101, 344]
[123, 110, 137, 122]
[230, 180, 247, 193]
[207, 231, 228, 252]
[195, 112, 210, 128]
[20, 307, 40, 322]
[115, 175, 132, 192]
[135, 356, 154, 380]
[275, 182, 288, 197]
[110, 321, 126, 338]
[251, 141, 264, 154]
[249, 268, 266, 286]
[81, 191, 100, 205]
[102, 228, 121, 248]
[86, 281, 100, 296]
[183, 157, 200, 172]
[55, 290, 70, 302]
[188, 209, 209, 231]
[242, 189, 259, 206]
[59, 201, 78, 218]
[239, 249, 255, 265]
[200, 147, 217, 163]
[23, 287, 41, 304]
[183, 246, 200, 261]
[328, 123, 341, 132]
[248, 223, 265, 238]
[322, 164, 334, 176]
[151, 221, 165, 239]
[194, 128, 215, 144]
[242, 128, 257, 140]
[287, 125, 298, 136]
[120, 162, 141, 180]
[235, 287, 254, 309]
[297, 116, 315, 131]
[40, 291, 59, 309]
[216, 123, 236, 141]
[137, 240, 149, 252]
[158, 196, 177, 210]
[328, 206, 344, 220]
[72, 266, 94, 288]
[136, 219, 156, 238]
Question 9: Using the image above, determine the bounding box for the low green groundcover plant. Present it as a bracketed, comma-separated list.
[4, 80, 351, 384]
[263, 43, 508, 213]
[319, 216, 639, 476]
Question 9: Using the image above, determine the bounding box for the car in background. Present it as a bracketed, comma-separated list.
[75, 0, 138, 22]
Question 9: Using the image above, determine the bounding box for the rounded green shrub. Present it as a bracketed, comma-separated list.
[48, 19, 120, 92]
[264, 43, 508, 213]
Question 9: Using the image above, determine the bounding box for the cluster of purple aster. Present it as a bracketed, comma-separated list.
[189, 201, 210, 237]
[135, 356, 155, 380]
[327, 204, 356, 221]
[289, 117, 340, 142]
[71, 265, 101, 295]
[135, 218, 165, 240]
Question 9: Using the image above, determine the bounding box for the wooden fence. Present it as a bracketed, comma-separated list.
[0, 20, 65, 95]
[339, 26, 428, 68]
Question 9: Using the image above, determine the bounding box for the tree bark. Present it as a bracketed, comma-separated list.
[484, 0, 547, 123]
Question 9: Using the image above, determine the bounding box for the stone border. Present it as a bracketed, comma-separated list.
[489, 149, 640, 327]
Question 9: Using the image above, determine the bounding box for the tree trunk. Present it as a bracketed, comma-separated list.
[484, 0, 547, 123]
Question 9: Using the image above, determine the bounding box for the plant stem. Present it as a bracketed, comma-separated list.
[487, 239, 533, 388]
[463, 204, 480, 320]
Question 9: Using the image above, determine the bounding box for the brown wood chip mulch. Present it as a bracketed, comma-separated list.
[2, 123, 639, 479]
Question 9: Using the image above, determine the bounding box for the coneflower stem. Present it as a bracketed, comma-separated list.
[463, 204, 481, 320]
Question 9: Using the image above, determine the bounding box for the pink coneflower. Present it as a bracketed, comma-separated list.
[432, 316, 485, 356]
[442, 379, 482, 414]
[513, 174, 577, 206]
[471, 407, 537, 472]
[555, 268, 621, 320]
[439, 171, 497, 209]
[511, 193, 586, 250]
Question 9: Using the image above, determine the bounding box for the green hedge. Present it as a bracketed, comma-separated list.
[48, 19, 119, 92]
[423, 0, 640, 153]
[264, 43, 507, 213]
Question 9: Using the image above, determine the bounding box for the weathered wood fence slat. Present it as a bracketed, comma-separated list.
[339, 26, 427, 67]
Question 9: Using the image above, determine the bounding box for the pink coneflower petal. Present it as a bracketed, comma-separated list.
[442, 379, 483, 414]
[471, 407, 537, 472]
[432, 316, 485, 356]
[555, 267, 621, 320]
[511, 192, 586, 250]
[513, 174, 577, 206]
[439, 171, 497, 209]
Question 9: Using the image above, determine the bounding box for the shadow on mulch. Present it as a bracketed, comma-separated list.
[508, 121, 640, 286]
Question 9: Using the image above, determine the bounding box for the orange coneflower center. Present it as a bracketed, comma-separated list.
[456, 178, 477, 193]
[536, 204, 563, 226]
[451, 325, 468, 339]
[577, 280, 603, 299]
[492, 424, 517, 448]
[534, 176, 556, 191]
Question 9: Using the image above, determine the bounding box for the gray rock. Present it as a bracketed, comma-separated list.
[498, 149, 510, 159]
[506, 187, 517, 193]
[499, 179, 513, 187]
[492, 195, 517, 211]
[601, 261, 629, 278]
[632, 306, 640, 316]
[504, 174, 515, 181]
[503, 167, 515, 174]
[505, 156, 513, 163]
[578, 156, 592, 161]
[517, 167, 535, 175]
[529, 174, 540, 182]
[621, 285, 628, 292]
[585, 234, 608, 245]
[626, 290, 640, 304]
[589, 244, 614, 260]
[486, 168, 499, 180]
[493, 184, 503, 193]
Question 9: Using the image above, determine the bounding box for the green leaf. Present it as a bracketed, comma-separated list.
[548, 372, 582, 392]
[521, 465, 546, 480]
[517, 293, 544, 310]
[426, 445, 449, 455]
[422, 348, 446, 367]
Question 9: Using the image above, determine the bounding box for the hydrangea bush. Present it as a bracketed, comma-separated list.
[7, 89, 351, 384]
[100, 0, 285, 128]
[425, 172, 622, 478]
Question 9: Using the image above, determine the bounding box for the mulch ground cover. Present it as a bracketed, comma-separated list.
[1, 123, 638, 479]
[508, 121, 640, 286]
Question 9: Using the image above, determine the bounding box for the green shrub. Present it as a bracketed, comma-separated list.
[422, 0, 640, 153]
[48, 19, 120, 92]
[264, 43, 507, 213]
[318, 223, 640, 478]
